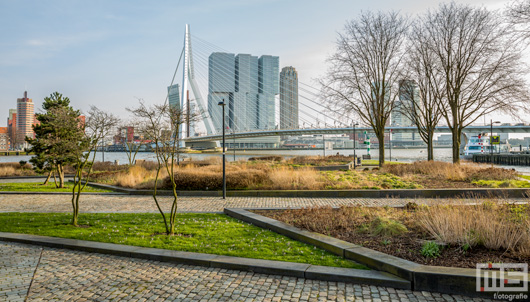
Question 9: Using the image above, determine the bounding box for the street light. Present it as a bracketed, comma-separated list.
[490, 119, 501, 165]
[218, 100, 226, 199]
[232, 129, 236, 161]
[353, 122, 359, 169]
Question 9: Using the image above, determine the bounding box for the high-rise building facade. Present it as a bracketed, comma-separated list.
[0, 127, 9, 151]
[7, 109, 16, 150]
[392, 80, 418, 142]
[167, 84, 180, 109]
[280, 66, 299, 129]
[208, 52, 279, 132]
[16, 91, 34, 149]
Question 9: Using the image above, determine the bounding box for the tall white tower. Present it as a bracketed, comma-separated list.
[180, 24, 214, 142]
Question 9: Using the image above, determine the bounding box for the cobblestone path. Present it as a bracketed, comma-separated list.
[1, 194, 521, 213]
[0, 242, 497, 302]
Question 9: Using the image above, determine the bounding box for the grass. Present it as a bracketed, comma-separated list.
[0, 212, 365, 269]
[471, 179, 530, 188]
[417, 201, 530, 257]
[383, 161, 517, 181]
[362, 159, 404, 166]
[0, 182, 113, 192]
[89, 159, 522, 190]
[519, 174, 530, 181]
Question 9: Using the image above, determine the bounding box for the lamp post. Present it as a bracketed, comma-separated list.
[389, 129, 392, 162]
[232, 129, 236, 161]
[353, 122, 359, 169]
[218, 100, 226, 199]
[490, 119, 500, 166]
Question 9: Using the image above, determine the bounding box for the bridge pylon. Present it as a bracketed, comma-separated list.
[180, 24, 215, 146]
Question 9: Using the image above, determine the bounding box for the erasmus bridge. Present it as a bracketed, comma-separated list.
[167, 25, 530, 146]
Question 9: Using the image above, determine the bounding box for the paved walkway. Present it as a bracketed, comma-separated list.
[1, 194, 524, 213]
[0, 241, 497, 302]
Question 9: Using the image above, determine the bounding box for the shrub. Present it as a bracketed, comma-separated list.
[248, 156, 284, 162]
[416, 201, 530, 257]
[382, 161, 516, 182]
[421, 241, 441, 258]
[0, 162, 34, 176]
[370, 216, 408, 237]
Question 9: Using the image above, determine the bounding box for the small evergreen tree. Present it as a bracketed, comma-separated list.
[26, 92, 84, 188]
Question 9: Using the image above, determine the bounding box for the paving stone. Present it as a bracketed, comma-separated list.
[0, 194, 516, 214]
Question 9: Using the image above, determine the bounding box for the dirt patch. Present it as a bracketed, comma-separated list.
[254, 206, 530, 268]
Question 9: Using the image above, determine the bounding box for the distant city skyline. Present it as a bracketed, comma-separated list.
[207, 52, 279, 132]
[280, 66, 299, 130]
[0, 0, 513, 130]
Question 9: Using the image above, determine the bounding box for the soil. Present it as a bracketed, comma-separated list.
[254, 208, 530, 269]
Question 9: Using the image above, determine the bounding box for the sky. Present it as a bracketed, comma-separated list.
[0, 0, 512, 130]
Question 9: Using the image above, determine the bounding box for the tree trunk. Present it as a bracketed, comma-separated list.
[58, 164, 65, 188]
[427, 132, 434, 161]
[452, 128, 461, 164]
[43, 171, 52, 185]
[377, 132, 385, 167]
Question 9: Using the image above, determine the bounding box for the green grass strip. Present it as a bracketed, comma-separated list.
[0, 182, 112, 193]
[0, 213, 365, 269]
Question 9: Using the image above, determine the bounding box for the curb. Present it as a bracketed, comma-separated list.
[85, 182, 530, 198]
[224, 208, 530, 299]
[0, 192, 126, 195]
[0, 232, 409, 289]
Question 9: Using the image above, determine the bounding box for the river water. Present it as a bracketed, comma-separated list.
[3, 148, 530, 173]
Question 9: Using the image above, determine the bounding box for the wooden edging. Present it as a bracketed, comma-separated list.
[223, 208, 530, 299]
[0, 232, 409, 289]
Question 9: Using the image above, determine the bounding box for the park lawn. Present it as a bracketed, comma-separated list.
[0, 182, 113, 193]
[361, 159, 404, 166]
[0, 212, 365, 269]
[519, 174, 530, 181]
[471, 179, 530, 188]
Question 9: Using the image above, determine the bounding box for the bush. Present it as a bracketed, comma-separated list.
[382, 161, 516, 182]
[417, 201, 530, 257]
[370, 216, 408, 237]
[248, 156, 284, 162]
[421, 241, 441, 258]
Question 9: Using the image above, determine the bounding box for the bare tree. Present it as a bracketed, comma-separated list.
[323, 11, 409, 166]
[70, 106, 119, 226]
[422, 2, 530, 163]
[128, 100, 195, 235]
[117, 119, 145, 166]
[399, 21, 444, 161]
[507, 0, 530, 39]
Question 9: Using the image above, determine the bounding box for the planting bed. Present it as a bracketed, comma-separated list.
[254, 203, 530, 269]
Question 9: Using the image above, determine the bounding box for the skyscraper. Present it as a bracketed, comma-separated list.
[167, 84, 180, 109]
[280, 66, 299, 129]
[16, 91, 34, 149]
[7, 109, 16, 150]
[392, 80, 417, 142]
[208, 52, 235, 133]
[257, 55, 279, 130]
[208, 52, 279, 132]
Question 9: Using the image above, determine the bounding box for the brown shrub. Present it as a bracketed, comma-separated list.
[416, 201, 530, 257]
[382, 161, 516, 181]
[267, 166, 322, 190]
[287, 155, 351, 166]
[91, 161, 129, 172]
[163, 167, 269, 190]
[0, 162, 34, 176]
[248, 156, 284, 162]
